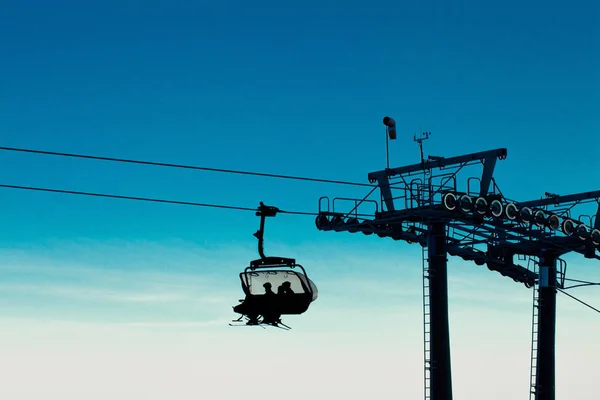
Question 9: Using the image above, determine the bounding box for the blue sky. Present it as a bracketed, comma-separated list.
[0, 1, 599, 399]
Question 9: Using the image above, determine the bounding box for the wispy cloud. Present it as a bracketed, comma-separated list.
[0, 239, 598, 332]
[0, 283, 196, 303]
[111, 319, 224, 328]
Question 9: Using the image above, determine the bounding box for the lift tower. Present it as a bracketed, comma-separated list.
[315, 118, 600, 400]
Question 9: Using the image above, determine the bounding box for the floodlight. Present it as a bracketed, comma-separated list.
[505, 203, 518, 220]
[475, 197, 488, 215]
[346, 217, 359, 232]
[547, 214, 560, 230]
[459, 195, 473, 212]
[590, 229, 600, 246]
[331, 215, 344, 226]
[534, 210, 546, 227]
[315, 214, 329, 229]
[490, 200, 503, 217]
[562, 219, 576, 236]
[442, 192, 457, 211]
[520, 207, 533, 224]
[331, 215, 347, 232]
[576, 224, 589, 240]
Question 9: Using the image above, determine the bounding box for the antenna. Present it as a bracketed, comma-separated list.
[413, 130, 431, 165]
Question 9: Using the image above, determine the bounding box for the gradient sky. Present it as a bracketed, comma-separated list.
[0, 1, 599, 399]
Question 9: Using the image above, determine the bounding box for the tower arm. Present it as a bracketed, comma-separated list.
[516, 190, 600, 208]
[368, 148, 507, 181]
[368, 171, 395, 212]
[479, 155, 498, 197]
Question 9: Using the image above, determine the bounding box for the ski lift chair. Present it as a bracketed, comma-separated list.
[231, 203, 318, 329]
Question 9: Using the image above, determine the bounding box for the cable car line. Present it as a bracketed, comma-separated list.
[557, 288, 600, 315]
[562, 278, 600, 289]
[564, 278, 597, 284]
[0, 183, 318, 216]
[0, 183, 323, 329]
[0, 146, 375, 188]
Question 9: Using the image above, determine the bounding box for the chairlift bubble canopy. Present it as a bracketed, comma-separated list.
[234, 257, 318, 319]
[241, 262, 318, 301]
